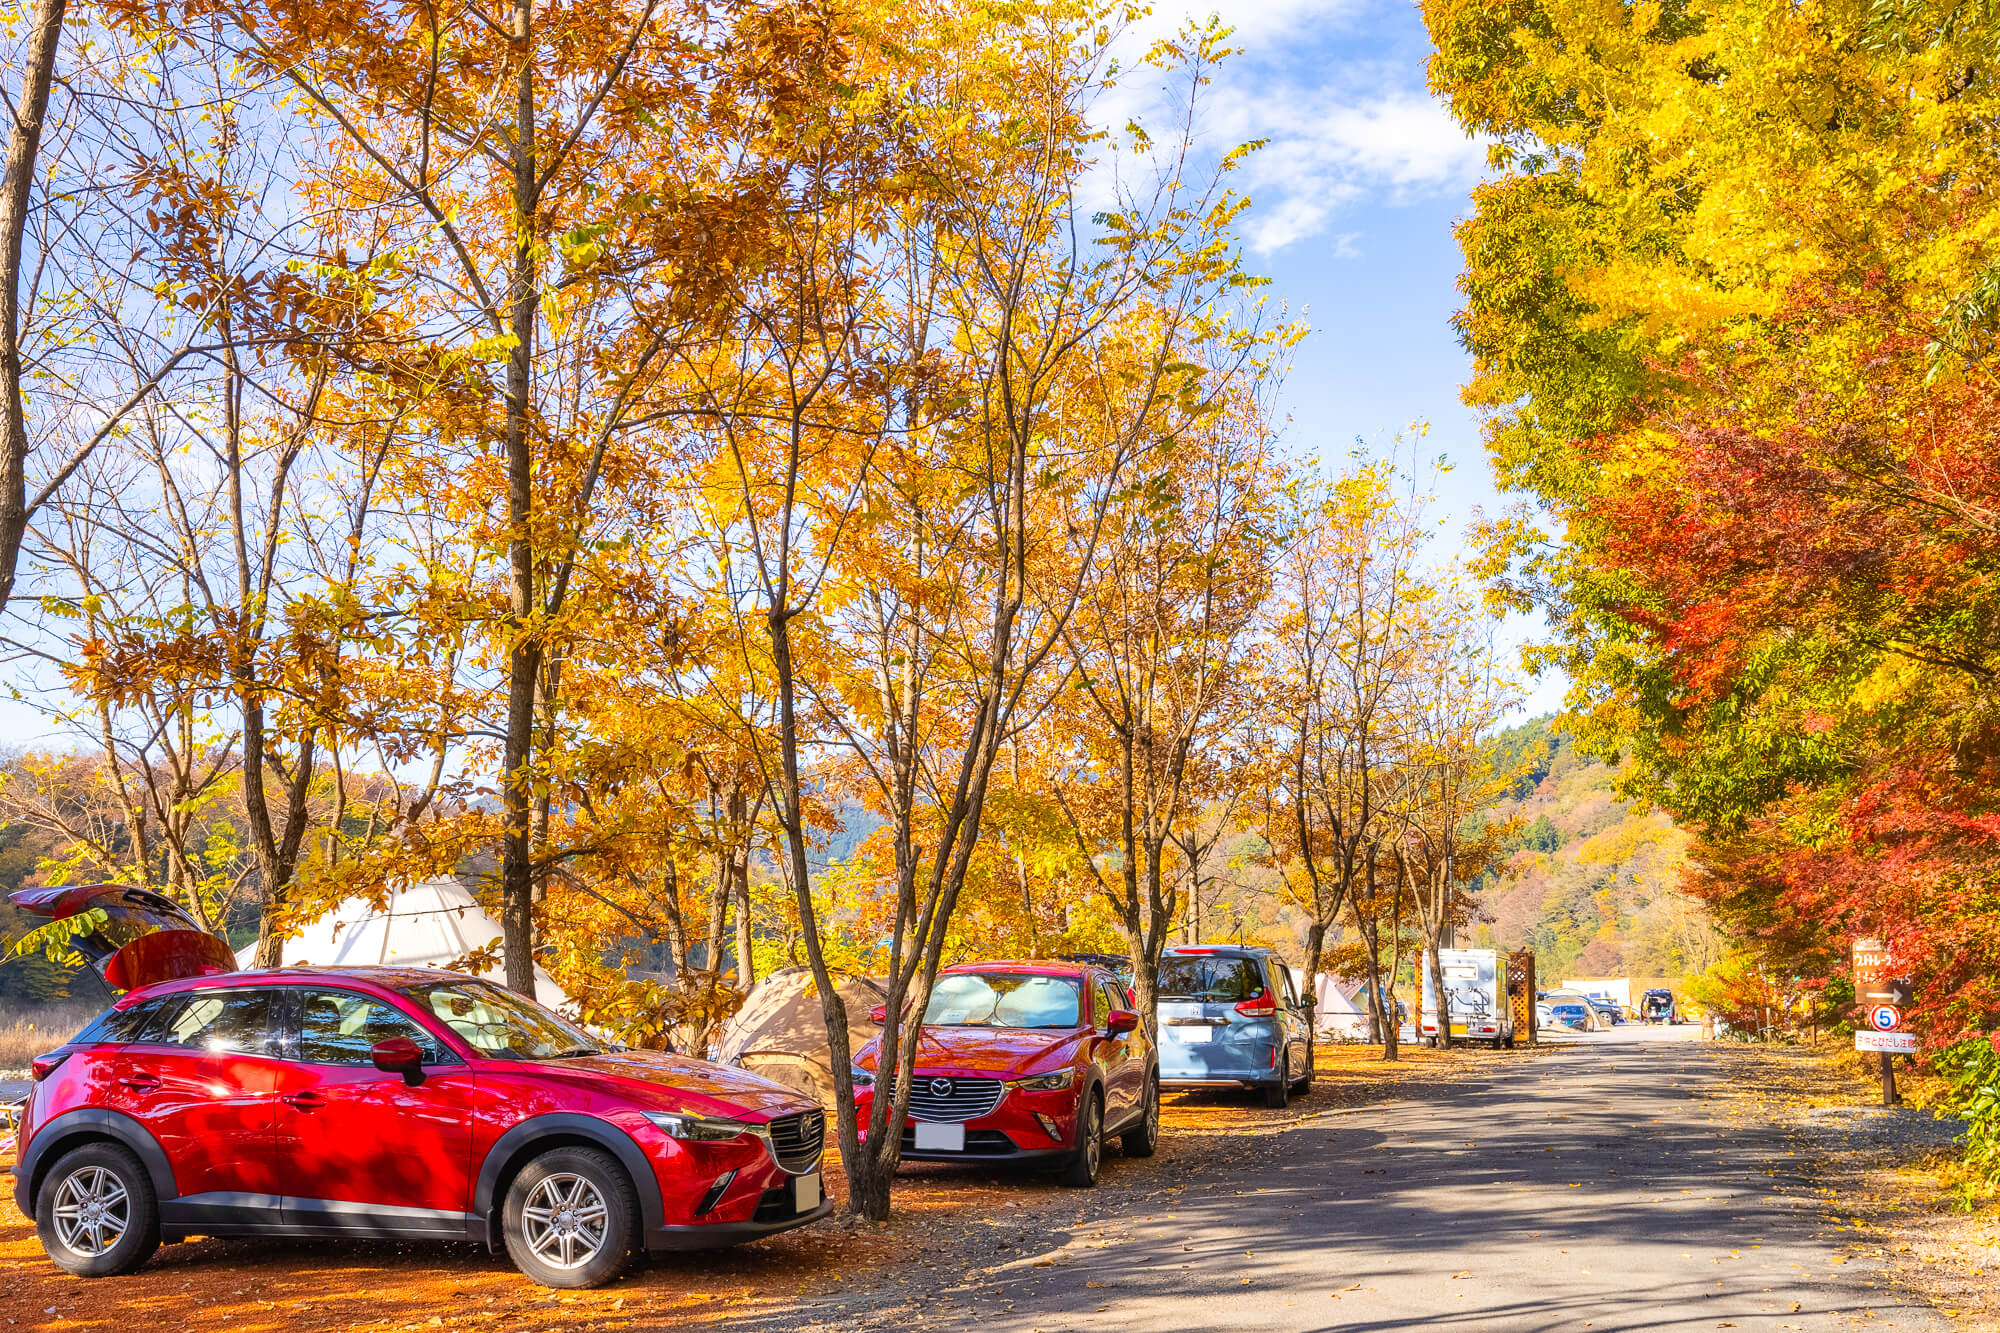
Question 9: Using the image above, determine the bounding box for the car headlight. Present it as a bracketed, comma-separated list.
[1006, 1069, 1076, 1092]
[849, 1066, 875, 1089]
[643, 1111, 755, 1142]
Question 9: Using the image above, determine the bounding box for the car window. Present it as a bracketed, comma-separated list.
[1157, 955, 1261, 1002]
[1095, 979, 1123, 1026]
[153, 990, 276, 1056]
[922, 973, 1080, 1029]
[403, 979, 603, 1061]
[70, 999, 170, 1046]
[1281, 966, 1301, 1007]
[296, 989, 448, 1066]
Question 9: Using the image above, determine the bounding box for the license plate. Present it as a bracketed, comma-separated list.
[914, 1121, 966, 1151]
[1176, 1025, 1212, 1043]
[794, 1172, 821, 1211]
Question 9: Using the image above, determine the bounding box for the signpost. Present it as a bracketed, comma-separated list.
[1855, 1031, 1917, 1054]
[1851, 938, 1912, 1105]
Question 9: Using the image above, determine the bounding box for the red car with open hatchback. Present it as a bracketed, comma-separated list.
[9, 884, 830, 1288]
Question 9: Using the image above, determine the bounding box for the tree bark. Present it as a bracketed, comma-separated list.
[498, 0, 541, 994]
[0, 0, 67, 612]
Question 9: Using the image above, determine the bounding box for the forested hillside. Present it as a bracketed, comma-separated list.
[1467, 719, 1724, 984]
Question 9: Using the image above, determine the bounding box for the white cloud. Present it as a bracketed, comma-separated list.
[1094, 0, 1488, 254]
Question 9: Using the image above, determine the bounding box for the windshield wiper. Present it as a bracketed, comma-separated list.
[545, 1046, 601, 1058]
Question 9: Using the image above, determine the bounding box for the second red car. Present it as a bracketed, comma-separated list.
[849, 961, 1157, 1186]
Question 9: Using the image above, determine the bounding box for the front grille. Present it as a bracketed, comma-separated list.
[766, 1109, 826, 1174]
[885, 1075, 1004, 1123]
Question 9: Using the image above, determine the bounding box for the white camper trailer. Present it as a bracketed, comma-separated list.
[1420, 947, 1516, 1048]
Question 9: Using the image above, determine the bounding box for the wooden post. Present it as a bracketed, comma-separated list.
[1880, 1052, 1898, 1107]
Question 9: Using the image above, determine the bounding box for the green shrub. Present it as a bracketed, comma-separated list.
[1933, 1037, 2000, 1203]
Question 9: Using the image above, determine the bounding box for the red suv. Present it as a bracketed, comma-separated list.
[10, 887, 830, 1289]
[850, 961, 1157, 1187]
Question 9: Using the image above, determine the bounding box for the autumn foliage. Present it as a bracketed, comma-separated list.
[1424, 0, 2000, 1050]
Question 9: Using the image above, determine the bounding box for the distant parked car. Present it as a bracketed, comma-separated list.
[1583, 996, 1624, 1026]
[1545, 1001, 1593, 1030]
[1640, 989, 1679, 1024]
[849, 961, 1156, 1188]
[1155, 946, 1312, 1108]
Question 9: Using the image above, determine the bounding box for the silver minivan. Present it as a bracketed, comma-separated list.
[1155, 946, 1312, 1108]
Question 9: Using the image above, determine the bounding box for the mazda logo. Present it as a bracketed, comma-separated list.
[928, 1077, 953, 1097]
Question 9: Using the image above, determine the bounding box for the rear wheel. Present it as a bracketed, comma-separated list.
[1059, 1090, 1105, 1187]
[1120, 1075, 1160, 1158]
[1261, 1068, 1289, 1109]
[502, 1147, 638, 1289]
[35, 1142, 160, 1278]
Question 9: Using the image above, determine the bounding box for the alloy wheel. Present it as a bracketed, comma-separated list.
[51, 1165, 129, 1258]
[1082, 1099, 1102, 1176]
[519, 1172, 611, 1270]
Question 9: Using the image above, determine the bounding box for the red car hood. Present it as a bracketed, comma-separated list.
[526, 1050, 818, 1120]
[855, 1025, 1085, 1080]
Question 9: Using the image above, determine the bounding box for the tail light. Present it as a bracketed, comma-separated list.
[1234, 992, 1276, 1018]
[31, 1050, 70, 1081]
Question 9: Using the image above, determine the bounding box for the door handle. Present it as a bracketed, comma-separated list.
[281, 1091, 325, 1110]
[118, 1073, 159, 1091]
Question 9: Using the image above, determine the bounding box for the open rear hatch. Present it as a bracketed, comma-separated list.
[9, 883, 237, 990]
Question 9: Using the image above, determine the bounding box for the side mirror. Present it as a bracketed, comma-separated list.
[372, 1036, 426, 1086]
[1106, 1010, 1139, 1037]
[869, 1004, 888, 1025]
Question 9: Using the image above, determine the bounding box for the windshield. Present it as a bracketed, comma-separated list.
[922, 973, 1080, 1029]
[1157, 955, 1262, 1002]
[402, 979, 604, 1061]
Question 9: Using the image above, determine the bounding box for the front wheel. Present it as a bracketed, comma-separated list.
[35, 1142, 160, 1278]
[1060, 1090, 1105, 1187]
[1121, 1075, 1160, 1158]
[502, 1147, 639, 1289]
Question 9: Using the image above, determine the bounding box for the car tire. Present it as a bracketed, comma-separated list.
[1261, 1073, 1289, 1109]
[1121, 1075, 1160, 1158]
[1060, 1089, 1105, 1187]
[502, 1146, 639, 1289]
[35, 1141, 161, 1278]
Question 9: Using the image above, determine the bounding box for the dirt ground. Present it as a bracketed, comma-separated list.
[1715, 1040, 2000, 1330]
[0, 1042, 1495, 1332]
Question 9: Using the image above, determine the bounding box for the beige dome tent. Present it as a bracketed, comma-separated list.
[240, 877, 572, 1013]
[714, 966, 886, 1106]
[1313, 973, 1372, 1040]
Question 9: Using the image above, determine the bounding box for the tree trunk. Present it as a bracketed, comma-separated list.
[734, 862, 754, 989]
[498, 0, 540, 994]
[1300, 919, 1326, 1068]
[1427, 937, 1454, 1052]
[0, 0, 68, 612]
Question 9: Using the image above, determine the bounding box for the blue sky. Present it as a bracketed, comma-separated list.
[1126, 0, 1564, 714]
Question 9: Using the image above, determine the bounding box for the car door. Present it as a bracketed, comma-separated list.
[1093, 976, 1141, 1122]
[268, 986, 476, 1234]
[1271, 962, 1303, 1080]
[99, 987, 286, 1219]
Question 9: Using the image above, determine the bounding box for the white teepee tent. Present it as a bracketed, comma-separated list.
[240, 877, 571, 1012]
[1312, 972, 1371, 1039]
